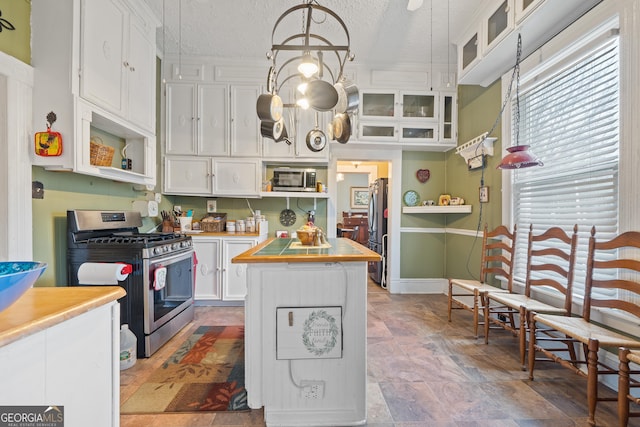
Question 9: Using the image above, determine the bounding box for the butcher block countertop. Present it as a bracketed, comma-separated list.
[232, 237, 381, 264]
[0, 286, 125, 348]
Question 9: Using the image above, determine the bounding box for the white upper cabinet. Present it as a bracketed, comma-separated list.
[80, 0, 156, 132]
[457, 0, 602, 86]
[356, 88, 454, 150]
[30, 0, 159, 186]
[165, 83, 228, 156]
[230, 85, 262, 157]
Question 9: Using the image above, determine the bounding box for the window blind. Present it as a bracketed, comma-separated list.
[510, 38, 619, 298]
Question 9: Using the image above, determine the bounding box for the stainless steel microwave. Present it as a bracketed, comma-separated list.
[272, 168, 317, 192]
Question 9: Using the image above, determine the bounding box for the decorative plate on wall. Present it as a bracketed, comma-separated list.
[416, 169, 430, 183]
[403, 190, 420, 207]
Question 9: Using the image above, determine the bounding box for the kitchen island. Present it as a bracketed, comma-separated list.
[232, 238, 380, 427]
[0, 286, 125, 427]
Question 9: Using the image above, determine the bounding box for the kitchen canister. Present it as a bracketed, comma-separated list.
[227, 220, 236, 232]
[120, 324, 137, 370]
[237, 219, 246, 232]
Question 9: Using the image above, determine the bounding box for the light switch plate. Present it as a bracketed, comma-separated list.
[206, 199, 217, 213]
[154, 193, 162, 203]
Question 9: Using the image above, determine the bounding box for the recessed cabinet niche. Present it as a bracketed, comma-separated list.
[30, 0, 158, 186]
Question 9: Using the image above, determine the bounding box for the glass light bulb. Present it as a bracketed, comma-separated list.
[298, 53, 318, 78]
[297, 82, 308, 94]
[296, 98, 310, 110]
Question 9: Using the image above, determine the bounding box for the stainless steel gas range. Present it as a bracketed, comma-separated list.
[66, 209, 195, 357]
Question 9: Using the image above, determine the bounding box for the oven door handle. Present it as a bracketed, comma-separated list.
[150, 250, 194, 266]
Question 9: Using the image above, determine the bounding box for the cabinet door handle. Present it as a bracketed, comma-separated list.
[123, 61, 130, 67]
[130, 66, 135, 72]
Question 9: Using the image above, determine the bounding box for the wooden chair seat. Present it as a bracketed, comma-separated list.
[489, 293, 569, 316]
[534, 313, 640, 349]
[449, 279, 509, 294]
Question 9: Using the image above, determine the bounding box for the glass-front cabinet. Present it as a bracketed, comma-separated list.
[359, 90, 441, 144]
[360, 91, 437, 121]
[515, 0, 543, 24]
[440, 93, 457, 144]
[484, 0, 514, 53]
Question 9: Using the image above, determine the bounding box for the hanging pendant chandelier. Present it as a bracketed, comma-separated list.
[497, 34, 543, 170]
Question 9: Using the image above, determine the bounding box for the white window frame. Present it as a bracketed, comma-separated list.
[501, 0, 640, 336]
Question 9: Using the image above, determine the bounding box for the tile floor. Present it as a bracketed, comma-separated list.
[120, 281, 629, 426]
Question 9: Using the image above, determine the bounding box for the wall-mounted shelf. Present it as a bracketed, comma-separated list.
[403, 205, 472, 214]
[455, 132, 497, 163]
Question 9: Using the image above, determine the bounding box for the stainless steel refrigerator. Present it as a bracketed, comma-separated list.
[368, 178, 388, 286]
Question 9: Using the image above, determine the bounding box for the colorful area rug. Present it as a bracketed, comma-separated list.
[121, 325, 249, 414]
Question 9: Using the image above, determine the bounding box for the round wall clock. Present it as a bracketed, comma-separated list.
[279, 208, 297, 226]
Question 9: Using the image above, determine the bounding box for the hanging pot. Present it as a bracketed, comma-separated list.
[332, 113, 351, 144]
[260, 118, 286, 141]
[306, 112, 327, 152]
[256, 93, 283, 122]
[306, 80, 339, 112]
[334, 79, 359, 114]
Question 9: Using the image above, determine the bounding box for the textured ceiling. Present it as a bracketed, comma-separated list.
[142, 0, 480, 68]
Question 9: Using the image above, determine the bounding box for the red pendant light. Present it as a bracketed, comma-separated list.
[497, 34, 543, 171]
[497, 145, 543, 169]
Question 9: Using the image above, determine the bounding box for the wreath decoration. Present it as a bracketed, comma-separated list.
[302, 309, 339, 356]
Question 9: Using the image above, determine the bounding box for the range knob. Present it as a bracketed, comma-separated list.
[153, 247, 162, 255]
[172, 243, 179, 250]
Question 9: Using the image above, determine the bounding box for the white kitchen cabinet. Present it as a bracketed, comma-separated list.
[165, 83, 260, 157]
[193, 238, 222, 300]
[30, 0, 158, 186]
[80, 0, 156, 132]
[164, 156, 212, 195]
[165, 83, 228, 156]
[360, 90, 437, 122]
[440, 92, 457, 143]
[357, 89, 456, 149]
[483, 0, 514, 54]
[0, 302, 120, 427]
[230, 85, 263, 157]
[192, 236, 259, 302]
[457, 0, 601, 86]
[212, 158, 261, 197]
[163, 156, 260, 197]
[222, 239, 256, 300]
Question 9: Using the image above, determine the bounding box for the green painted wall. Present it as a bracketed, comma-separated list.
[444, 81, 503, 280]
[0, 0, 30, 64]
[400, 150, 447, 277]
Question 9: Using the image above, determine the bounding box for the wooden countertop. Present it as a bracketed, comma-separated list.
[0, 286, 125, 348]
[232, 238, 382, 264]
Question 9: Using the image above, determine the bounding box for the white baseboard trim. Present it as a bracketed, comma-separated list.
[391, 278, 447, 294]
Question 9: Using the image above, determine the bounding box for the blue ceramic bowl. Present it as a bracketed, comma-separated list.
[0, 262, 47, 313]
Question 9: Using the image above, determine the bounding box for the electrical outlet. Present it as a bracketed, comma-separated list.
[206, 199, 217, 213]
[300, 380, 324, 399]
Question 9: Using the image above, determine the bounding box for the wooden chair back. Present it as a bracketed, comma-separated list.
[524, 224, 578, 313]
[480, 224, 518, 292]
[582, 227, 640, 322]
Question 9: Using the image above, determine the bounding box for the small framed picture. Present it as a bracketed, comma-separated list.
[479, 186, 489, 203]
[350, 187, 369, 209]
